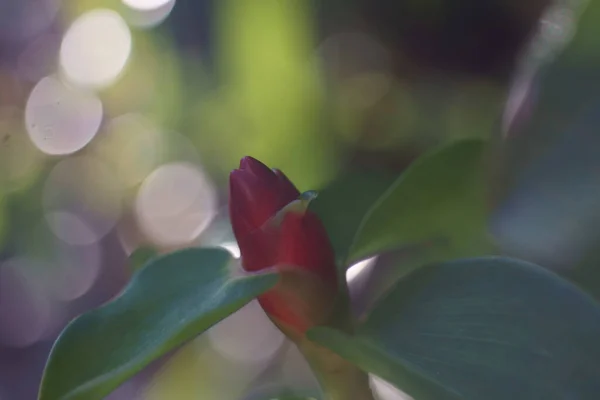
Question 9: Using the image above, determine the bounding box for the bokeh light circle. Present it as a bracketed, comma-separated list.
[25, 76, 103, 155]
[54, 236, 102, 301]
[94, 114, 164, 188]
[30, 219, 102, 302]
[60, 9, 132, 88]
[208, 300, 285, 365]
[43, 156, 123, 245]
[135, 162, 217, 246]
[122, 0, 173, 10]
[122, 0, 176, 28]
[346, 256, 377, 282]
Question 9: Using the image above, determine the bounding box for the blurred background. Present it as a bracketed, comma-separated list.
[1, 0, 599, 399]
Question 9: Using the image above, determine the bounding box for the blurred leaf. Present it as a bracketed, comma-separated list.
[312, 139, 492, 273]
[128, 246, 159, 273]
[350, 139, 491, 263]
[39, 248, 277, 400]
[309, 257, 600, 400]
[309, 171, 396, 268]
[494, 0, 600, 281]
[502, 0, 600, 189]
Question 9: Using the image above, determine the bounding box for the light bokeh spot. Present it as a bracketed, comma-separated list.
[45, 211, 100, 246]
[346, 256, 378, 282]
[25, 76, 103, 155]
[43, 156, 123, 244]
[218, 241, 240, 258]
[31, 219, 102, 302]
[122, 0, 176, 28]
[207, 300, 285, 365]
[135, 162, 217, 246]
[371, 375, 414, 400]
[60, 9, 132, 88]
[94, 114, 164, 188]
[122, 0, 173, 10]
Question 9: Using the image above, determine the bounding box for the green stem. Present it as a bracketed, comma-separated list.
[297, 337, 376, 400]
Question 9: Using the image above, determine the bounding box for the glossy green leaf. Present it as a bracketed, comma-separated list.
[128, 246, 159, 273]
[39, 247, 278, 400]
[309, 257, 600, 400]
[311, 140, 491, 272]
[309, 171, 396, 267]
[349, 139, 491, 264]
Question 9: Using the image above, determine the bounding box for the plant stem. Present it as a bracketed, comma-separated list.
[297, 337, 376, 400]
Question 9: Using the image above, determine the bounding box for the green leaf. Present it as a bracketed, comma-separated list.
[349, 139, 491, 264]
[500, 1, 600, 193]
[128, 245, 159, 273]
[311, 140, 490, 272]
[308, 257, 600, 400]
[39, 247, 278, 400]
[309, 171, 396, 267]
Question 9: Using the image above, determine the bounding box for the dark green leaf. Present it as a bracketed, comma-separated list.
[309, 170, 396, 268]
[39, 247, 277, 400]
[128, 246, 159, 273]
[309, 257, 600, 400]
[349, 139, 492, 265]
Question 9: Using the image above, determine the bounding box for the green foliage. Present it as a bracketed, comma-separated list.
[309, 257, 600, 400]
[39, 248, 277, 400]
[309, 171, 396, 268]
[127, 245, 159, 273]
[311, 139, 492, 273]
[349, 139, 490, 262]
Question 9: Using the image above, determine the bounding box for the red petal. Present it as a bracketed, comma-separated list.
[237, 227, 277, 271]
[240, 156, 277, 183]
[276, 211, 337, 286]
[229, 169, 280, 235]
[273, 169, 300, 207]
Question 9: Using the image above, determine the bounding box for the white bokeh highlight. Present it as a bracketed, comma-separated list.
[346, 256, 378, 282]
[135, 162, 217, 246]
[371, 375, 414, 400]
[219, 241, 240, 258]
[208, 300, 285, 365]
[122, 0, 176, 28]
[122, 0, 173, 10]
[25, 76, 103, 155]
[60, 9, 132, 88]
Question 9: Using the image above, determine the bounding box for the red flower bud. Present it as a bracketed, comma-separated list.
[229, 157, 338, 333]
